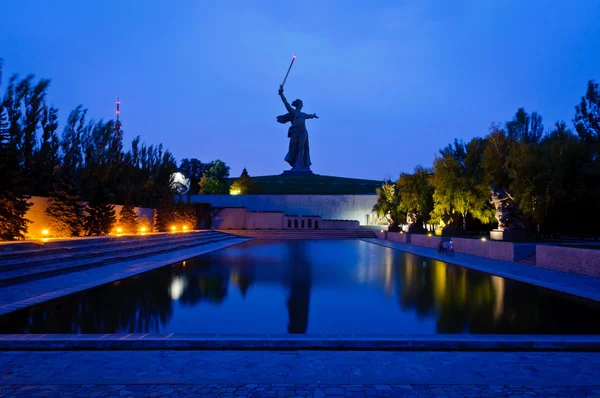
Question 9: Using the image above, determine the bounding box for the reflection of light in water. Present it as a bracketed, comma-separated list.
[432, 260, 447, 304]
[384, 249, 393, 295]
[230, 269, 240, 285]
[169, 276, 187, 300]
[491, 275, 505, 320]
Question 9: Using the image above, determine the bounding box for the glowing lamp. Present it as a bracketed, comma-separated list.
[427, 233, 432, 237]
[140, 227, 147, 233]
[171, 226, 176, 231]
[183, 226, 188, 231]
[481, 237, 487, 241]
[230, 188, 241, 195]
[116, 227, 123, 234]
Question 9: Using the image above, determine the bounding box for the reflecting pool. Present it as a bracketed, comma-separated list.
[1, 240, 599, 334]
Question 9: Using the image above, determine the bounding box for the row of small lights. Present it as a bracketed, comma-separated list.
[380, 229, 488, 241]
[39, 225, 190, 239]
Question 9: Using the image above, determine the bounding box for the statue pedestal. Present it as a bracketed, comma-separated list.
[490, 229, 532, 242]
[282, 169, 314, 176]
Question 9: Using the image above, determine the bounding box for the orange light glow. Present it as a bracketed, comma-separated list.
[171, 226, 176, 231]
[140, 227, 147, 233]
[42, 229, 49, 236]
[116, 227, 123, 234]
[183, 226, 188, 231]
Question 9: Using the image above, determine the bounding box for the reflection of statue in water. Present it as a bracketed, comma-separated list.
[277, 85, 318, 172]
[489, 186, 527, 230]
[286, 241, 312, 334]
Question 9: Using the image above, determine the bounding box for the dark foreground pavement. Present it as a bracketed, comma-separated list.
[1, 350, 600, 397]
[2, 383, 600, 397]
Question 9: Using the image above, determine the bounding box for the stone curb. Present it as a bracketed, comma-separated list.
[1, 334, 599, 351]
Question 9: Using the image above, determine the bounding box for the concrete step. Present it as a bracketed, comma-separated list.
[517, 253, 537, 266]
[0, 233, 221, 272]
[0, 231, 217, 262]
[221, 230, 377, 239]
[0, 233, 235, 286]
[0, 232, 222, 269]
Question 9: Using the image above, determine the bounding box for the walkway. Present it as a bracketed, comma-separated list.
[2, 383, 599, 397]
[0, 350, 599, 396]
[0, 237, 250, 316]
[363, 238, 600, 302]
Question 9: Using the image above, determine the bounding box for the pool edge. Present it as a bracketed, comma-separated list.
[0, 334, 599, 351]
[362, 238, 600, 303]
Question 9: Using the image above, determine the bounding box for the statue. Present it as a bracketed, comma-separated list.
[489, 185, 527, 230]
[170, 172, 190, 195]
[406, 212, 417, 226]
[276, 85, 318, 172]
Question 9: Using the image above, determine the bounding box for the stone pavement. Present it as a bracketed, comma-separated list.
[0, 238, 250, 316]
[2, 383, 600, 397]
[1, 350, 600, 396]
[363, 239, 600, 302]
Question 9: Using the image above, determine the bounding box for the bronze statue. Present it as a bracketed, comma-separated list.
[489, 185, 527, 230]
[277, 85, 318, 172]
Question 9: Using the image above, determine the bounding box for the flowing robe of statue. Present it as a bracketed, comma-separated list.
[276, 89, 317, 171]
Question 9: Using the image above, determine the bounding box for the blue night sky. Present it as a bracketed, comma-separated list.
[1, 1, 599, 180]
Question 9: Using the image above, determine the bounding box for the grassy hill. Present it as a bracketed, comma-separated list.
[225, 174, 381, 195]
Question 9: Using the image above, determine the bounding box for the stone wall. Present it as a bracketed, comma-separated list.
[536, 245, 600, 277]
[190, 194, 378, 225]
[320, 220, 360, 230]
[24, 196, 155, 239]
[387, 231, 409, 244]
[212, 208, 247, 230]
[246, 212, 284, 229]
[411, 234, 441, 249]
[452, 238, 516, 262]
[213, 207, 360, 231]
[283, 215, 321, 230]
[379, 232, 535, 262]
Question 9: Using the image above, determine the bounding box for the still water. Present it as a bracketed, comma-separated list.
[1, 240, 599, 334]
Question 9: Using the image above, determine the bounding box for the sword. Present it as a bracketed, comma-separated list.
[281, 55, 296, 88]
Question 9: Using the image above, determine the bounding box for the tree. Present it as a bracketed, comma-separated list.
[538, 122, 582, 235]
[179, 158, 206, 195]
[481, 123, 512, 188]
[229, 168, 258, 195]
[0, 64, 32, 240]
[139, 214, 152, 232]
[573, 80, 600, 237]
[155, 194, 175, 232]
[45, 167, 85, 237]
[119, 202, 139, 233]
[61, 106, 86, 175]
[396, 165, 433, 230]
[430, 139, 492, 231]
[506, 140, 545, 226]
[34, 104, 60, 195]
[174, 201, 197, 229]
[373, 182, 402, 231]
[506, 108, 544, 144]
[84, 186, 116, 236]
[22, 78, 51, 186]
[204, 159, 230, 180]
[199, 175, 225, 194]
